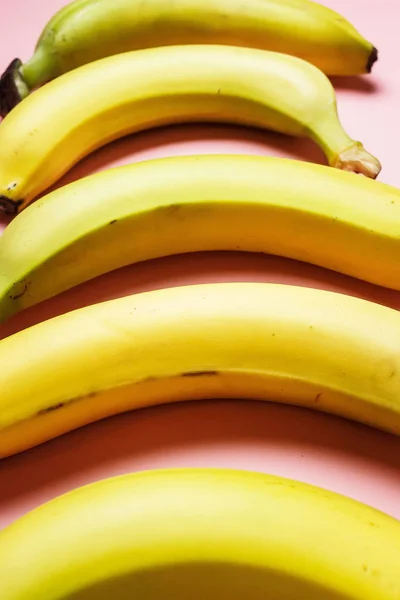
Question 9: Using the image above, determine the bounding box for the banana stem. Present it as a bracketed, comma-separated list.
[332, 142, 382, 179]
[0, 59, 30, 118]
[0, 48, 54, 118]
[367, 47, 379, 73]
[20, 48, 57, 91]
[309, 113, 381, 180]
[0, 195, 22, 215]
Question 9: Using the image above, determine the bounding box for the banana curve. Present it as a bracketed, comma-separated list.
[1, 282, 400, 457]
[0, 468, 399, 599]
[0, 155, 398, 323]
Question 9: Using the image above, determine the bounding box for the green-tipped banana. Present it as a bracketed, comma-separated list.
[0, 0, 377, 116]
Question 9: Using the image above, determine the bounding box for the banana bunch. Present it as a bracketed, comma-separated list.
[1, 282, 400, 458]
[0, 154, 399, 322]
[0, 0, 377, 116]
[1, 468, 400, 599]
[0, 2, 398, 597]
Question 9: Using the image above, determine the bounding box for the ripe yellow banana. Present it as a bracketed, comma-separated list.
[1, 282, 400, 458]
[1, 468, 400, 599]
[0, 154, 399, 322]
[0, 45, 381, 215]
[0, 0, 377, 116]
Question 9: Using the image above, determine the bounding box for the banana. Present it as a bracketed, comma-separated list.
[0, 154, 399, 323]
[1, 468, 400, 599]
[0, 45, 381, 215]
[1, 282, 400, 458]
[0, 0, 377, 116]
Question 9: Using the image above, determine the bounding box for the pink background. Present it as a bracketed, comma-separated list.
[0, 0, 399, 529]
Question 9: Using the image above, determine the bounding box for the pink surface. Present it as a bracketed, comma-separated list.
[1, 0, 400, 530]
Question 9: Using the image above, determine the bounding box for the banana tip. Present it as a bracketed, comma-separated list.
[367, 47, 378, 74]
[333, 143, 381, 179]
[0, 196, 21, 215]
[0, 58, 24, 118]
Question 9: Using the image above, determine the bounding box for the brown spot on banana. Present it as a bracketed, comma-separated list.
[29, 375, 218, 421]
[181, 371, 220, 377]
[9, 282, 29, 301]
[29, 371, 219, 419]
[34, 392, 98, 418]
[37, 402, 66, 415]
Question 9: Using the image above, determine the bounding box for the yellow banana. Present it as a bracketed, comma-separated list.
[0, 45, 381, 215]
[1, 468, 400, 599]
[1, 282, 400, 458]
[0, 0, 377, 116]
[0, 154, 399, 323]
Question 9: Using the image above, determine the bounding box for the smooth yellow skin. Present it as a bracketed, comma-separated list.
[0, 155, 399, 322]
[0, 45, 380, 212]
[1, 468, 400, 599]
[22, 0, 375, 86]
[1, 282, 400, 458]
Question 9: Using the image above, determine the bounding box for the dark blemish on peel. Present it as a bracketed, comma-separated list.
[109, 219, 118, 225]
[37, 402, 66, 416]
[36, 392, 98, 417]
[181, 371, 219, 377]
[314, 393, 322, 403]
[0, 196, 23, 215]
[11, 283, 28, 300]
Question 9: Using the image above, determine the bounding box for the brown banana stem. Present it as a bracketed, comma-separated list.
[0, 59, 28, 118]
[366, 47, 378, 74]
[333, 142, 382, 179]
[0, 195, 21, 215]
